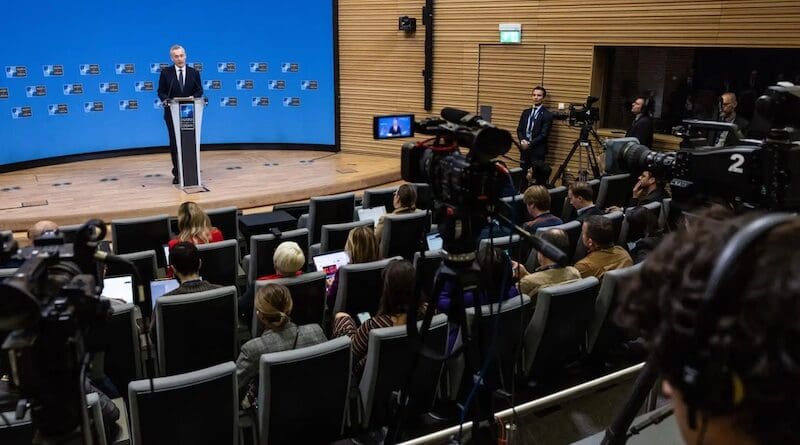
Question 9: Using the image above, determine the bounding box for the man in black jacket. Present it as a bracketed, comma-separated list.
[707, 92, 749, 147]
[517, 86, 554, 188]
[157, 44, 203, 184]
[625, 95, 654, 148]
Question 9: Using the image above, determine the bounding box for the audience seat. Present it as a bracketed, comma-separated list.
[618, 201, 662, 244]
[252, 272, 326, 337]
[104, 302, 143, 398]
[548, 186, 568, 220]
[362, 186, 398, 212]
[587, 263, 642, 356]
[595, 173, 633, 210]
[527, 221, 582, 271]
[111, 215, 172, 268]
[197, 239, 239, 287]
[105, 249, 159, 307]
[379, 211, 428, 261]
[207, 206, 240, 245]
[479, 234, 528, 263]
[154, 286, 238, 376]
[244, 229, 309, 283]
[257, 337, 352, 445]
[332, 257, 400, 318]
[128, 362, 238, 445]
[499, 194, 530, 226]
[412, 250, 444, 302]
[298, 193, 356, 245]
[311, 219, 373, 258]
[413, 183, 433, 210]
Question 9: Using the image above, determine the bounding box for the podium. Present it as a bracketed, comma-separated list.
[168, 97, 207, 192]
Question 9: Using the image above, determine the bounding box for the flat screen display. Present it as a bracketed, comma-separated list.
[373, 114, 414, 139]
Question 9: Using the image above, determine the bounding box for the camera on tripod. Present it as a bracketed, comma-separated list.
[554, 95, 601, 127]
[604, 83, 800, 211]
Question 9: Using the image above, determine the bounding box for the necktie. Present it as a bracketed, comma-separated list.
[527, 106, 539, 138]
[178, 69, 184, 89]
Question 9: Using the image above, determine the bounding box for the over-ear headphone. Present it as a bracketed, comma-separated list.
[676, 213, 795, 427]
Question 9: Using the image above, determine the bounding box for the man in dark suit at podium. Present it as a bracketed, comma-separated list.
[517, 86, 553, 188]
[157, 44, 203, 184]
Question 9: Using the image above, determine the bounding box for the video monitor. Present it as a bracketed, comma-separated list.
[373, 114, 414, 139]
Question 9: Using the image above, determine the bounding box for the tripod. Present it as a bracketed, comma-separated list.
[552, 124, 606, 185]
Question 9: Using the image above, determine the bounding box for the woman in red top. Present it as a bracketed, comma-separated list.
[168, 201, 224, 249]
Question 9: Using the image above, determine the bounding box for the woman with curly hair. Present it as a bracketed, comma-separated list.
[168, 201, 223, 248]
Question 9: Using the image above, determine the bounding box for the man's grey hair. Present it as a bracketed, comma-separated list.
[169, 44, 185, 54]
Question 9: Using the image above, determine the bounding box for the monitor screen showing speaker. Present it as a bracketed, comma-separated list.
[373, 114, 414, 139]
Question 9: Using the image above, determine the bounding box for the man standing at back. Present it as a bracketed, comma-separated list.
[517, 86, 553, 188]
[157, 44, 203, 185]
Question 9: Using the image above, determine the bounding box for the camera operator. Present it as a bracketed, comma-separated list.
[708, 92, 749, 147]
[616, 211, 800, 445]
[517, 86, 554, 188]
[625, 95, 654, 148]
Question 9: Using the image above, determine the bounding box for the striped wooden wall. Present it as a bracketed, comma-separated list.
[338, 0, 800, 179]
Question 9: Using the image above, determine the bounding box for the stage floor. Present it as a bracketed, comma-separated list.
[0, 150, 400, 232]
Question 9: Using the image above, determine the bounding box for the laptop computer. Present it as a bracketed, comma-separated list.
[426, 232, 443, 251]
[102, 275, 134, 304]
[357, 206, 386, 228]
[149, 278, 180, 309]
[312, 250, 351, 281]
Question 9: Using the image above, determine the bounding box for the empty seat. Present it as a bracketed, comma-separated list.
[618, 201, 662, 244]
[301, 193, 356, 245]
[379, 211, 429, 260]
[106, 249, 159, 308]
[595, 173, 633, 209]
[246, 229, 309, 282]
[272, 202, 311, 220]
[333, 258, 398, 317]
[499, 194, 530, 226]
[548, 186, 568, 220]
[112, 215, 171, 267]
[154, 286, 238, 376]
[363, 186, 398, 212]
[587, 263, 642, 355]
[412, 250, 444, 302]
[104, 302, 143, 398]
[197, 239, 239, 287]
[128, 362, 238, 445]
[523, 277, 600, 380]
[257, 337, 352, 445]
[207, 206, 240, 243]
[252, 272, 326, 337]
[508, 166, 526, 191]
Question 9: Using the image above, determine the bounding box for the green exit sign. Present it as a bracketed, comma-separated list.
[499, 23, 522, 44]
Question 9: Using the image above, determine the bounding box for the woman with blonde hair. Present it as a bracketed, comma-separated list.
[236, 283, 327, 405]
[239, 241, 306, 324]
[326, 225, 380, 307]
[168, 201, 223, 249]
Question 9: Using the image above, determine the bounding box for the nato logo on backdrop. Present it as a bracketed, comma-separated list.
[220, 96, 238, 107]
[43, 65, 64, 77]
[153, 98, 164, 109]
[5, 66, 27, 78]
[0, 88, 8, 99]
[84, 101, 104, 112]
[192, 62, 203, 72]
[150, 63, 169, 73]
[204, 80, 222, 90]
[115, 63, 135, 74]
[252, 97, 269, 107]
[281, 63, 299, 73]
[236, 80, 254, 90]
[79, 64, 101, 75]
[119, 99, 139, 111]
[134, 81, 154, 92]
[26, 85, 47, 97]
[282, 97, 300, 107]
[217, 62, 236, 73]
[268, 80, 285, 90]
[250, 62, 268, 73]
[99, 82, 120, 93]
[63, 83, 84, 95]
[11, 106, 32, 118]
[48, 104, 69, 115]
[301, 80, 319, 90]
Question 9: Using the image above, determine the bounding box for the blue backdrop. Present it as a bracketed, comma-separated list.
[1, 0, 336, 166]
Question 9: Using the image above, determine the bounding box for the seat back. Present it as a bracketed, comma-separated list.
[479, 234, 527, 263]
[104, 303, 142, 397]
[536, 220, 582, 261]
[464, 296, 532, 392]
[413, 183, 433, 210]
[0, 411, 33, 443]
[248, 229, 309, 281]
[548, 186, 568, 220]
[412, 250, 443, 302]
[523, 277, 600, 377]
[595, 174, 633, 209]
[197, 239, 239, 287]
[359, 314, 448, 428]
[258, 337, 351, 445]
[618, 201, 662, 244]
[508, 167, 525, 191]
[128, 362, 238, 445]
[253, 272, 326, 337]
[207, 206, 239, 242]
[574, 212, 621, 263]
[363, 187, 398, 212]
[587, 263, 642, 354]
[155, 286, 238, 376]
[105, 250, 158, 308]
[333, 258, 398, 317]
[308, 193, 355, 244]
[272, 202, 310, 221]
[0, 268, 18, 279]
[112, 214, 171, 267]
[499, 194, 530, 226]
[320, 220, 373, 254]
[379, 211, 428, 260]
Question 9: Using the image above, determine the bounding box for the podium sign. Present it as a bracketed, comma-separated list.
[169, 97, 206, 191]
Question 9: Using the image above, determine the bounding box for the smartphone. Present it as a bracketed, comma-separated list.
[357, 312, 372, 324]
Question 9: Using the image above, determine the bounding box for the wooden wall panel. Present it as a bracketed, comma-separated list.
[338, 0, 800, 179]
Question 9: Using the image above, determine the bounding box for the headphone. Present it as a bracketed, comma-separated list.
[637, 94, 652, 115]
[675, 213, 796, 427]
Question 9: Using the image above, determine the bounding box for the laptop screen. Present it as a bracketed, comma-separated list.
[357, 206, 386, 228]
[426, 232, 443, 251]
[312, 250, 350, 280]
[149, 279, 180, 308]
[102, 275, 134, 304]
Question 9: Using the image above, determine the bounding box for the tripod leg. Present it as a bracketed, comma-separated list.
[586, 141, 601, 179]
[552, 140, 582, 186]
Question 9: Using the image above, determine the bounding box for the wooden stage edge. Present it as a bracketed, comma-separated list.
[0, 150, 401, 233]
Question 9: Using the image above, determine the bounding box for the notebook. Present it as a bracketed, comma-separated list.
[357, 206, 386, 228]
[426, 232, 443, 251]
[312, 250, 351, 281]
[102, 275, 134, 304]
[149, 278, 180, 308]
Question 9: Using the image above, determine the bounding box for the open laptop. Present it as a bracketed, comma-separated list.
[357, 206, 386, 228]
[312, 250, 351, 281]
[426, 232, 443, 251]
[149, 278, 180, 309]
[102, 275, 134, 304]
